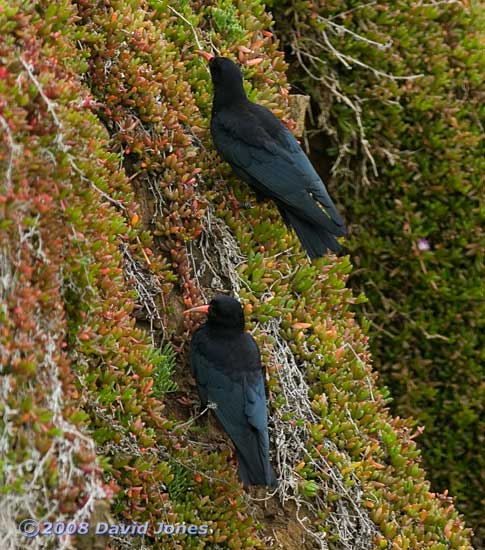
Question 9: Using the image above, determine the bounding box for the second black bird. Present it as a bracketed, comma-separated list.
[185, 295, 277, 488]
[199, 53, 346, 259]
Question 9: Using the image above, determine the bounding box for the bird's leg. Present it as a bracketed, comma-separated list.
[226, 189, 257, 217]
[227, 187, 242, 219]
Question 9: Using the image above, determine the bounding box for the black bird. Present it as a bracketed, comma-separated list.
[198, 52, 346, 259]
[185, 295, 277, 488]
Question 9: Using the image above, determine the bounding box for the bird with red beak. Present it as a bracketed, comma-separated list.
[183, 303, 210, 315]
[195, 49, 214, 62]
[195, 49, 346, 259]
[185, 294, 277, 488]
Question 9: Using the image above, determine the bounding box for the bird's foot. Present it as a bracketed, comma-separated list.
[176, 396, 197, 407]
[227, 189, 241, 219]
[227, 194, 252, 219]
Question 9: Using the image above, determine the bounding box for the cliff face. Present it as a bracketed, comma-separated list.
[271, 1, 484, 543]
[0, 2, 474, 550]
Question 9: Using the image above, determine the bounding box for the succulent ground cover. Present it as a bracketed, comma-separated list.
[0, 1, 477, 550]
[271, 1, 484, 543]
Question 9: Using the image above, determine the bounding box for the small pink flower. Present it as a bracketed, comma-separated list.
[417, 238, 430, 251]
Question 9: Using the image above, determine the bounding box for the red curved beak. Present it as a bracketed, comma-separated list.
[195, 49, 215, 62]
[183, 304, 210, 315]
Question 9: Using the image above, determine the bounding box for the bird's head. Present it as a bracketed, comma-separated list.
[184, 294, 245, 332]
[196, 52, 246, 104]
[208, 57, 243, 88]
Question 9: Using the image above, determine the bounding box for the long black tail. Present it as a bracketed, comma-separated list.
[234, 429, 277, 488]
[282, 209, 343, 258]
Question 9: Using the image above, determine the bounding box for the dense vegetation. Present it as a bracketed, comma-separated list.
[0, 1, 478, 550]
[272, 0, 484, 544]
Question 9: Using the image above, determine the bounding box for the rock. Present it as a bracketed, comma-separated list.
[287, 95, 311, 137]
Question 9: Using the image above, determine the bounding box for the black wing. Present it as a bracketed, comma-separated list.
[211, 102, 345, 236]
[189, 330, 276, 486]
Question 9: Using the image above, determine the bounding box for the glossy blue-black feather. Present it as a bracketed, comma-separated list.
[190, 324, 277, 487]
[208, 57, 346, 258]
